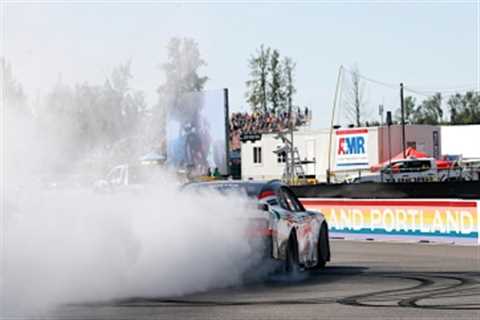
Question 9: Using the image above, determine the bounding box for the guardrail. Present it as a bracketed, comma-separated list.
[291, 181, 480, 199]
[300, 198, 479, 245]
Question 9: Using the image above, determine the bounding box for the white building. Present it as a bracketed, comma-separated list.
[441, 124, 480, 159]
[241, 125, 441, 182]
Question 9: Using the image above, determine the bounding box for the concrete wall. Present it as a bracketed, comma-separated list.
[441, 125, 480, 159]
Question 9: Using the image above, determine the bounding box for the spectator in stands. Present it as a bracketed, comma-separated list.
[229, 108, 311, 151]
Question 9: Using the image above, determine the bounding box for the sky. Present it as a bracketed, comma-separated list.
[2, 1, 479, 128]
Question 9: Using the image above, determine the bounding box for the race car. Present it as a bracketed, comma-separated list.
[182, 180, 330, 272]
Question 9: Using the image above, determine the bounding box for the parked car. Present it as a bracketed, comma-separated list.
[94, 164, 163, 192]
[351, 157, 470, 183]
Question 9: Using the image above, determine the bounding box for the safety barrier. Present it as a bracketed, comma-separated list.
[300, 198, 480, 245]
[291, 181, 480, 199]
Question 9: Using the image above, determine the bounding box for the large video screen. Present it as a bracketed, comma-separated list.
[166, 89, 228, 176]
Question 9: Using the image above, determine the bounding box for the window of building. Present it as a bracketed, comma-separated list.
[277, 151, 287, 163]
[253, 147, 262, 164]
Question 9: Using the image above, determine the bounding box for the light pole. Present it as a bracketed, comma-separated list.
[386, 111, 393, 183]
[400, 83, 406, 158]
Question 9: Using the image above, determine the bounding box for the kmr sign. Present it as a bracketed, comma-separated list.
[335, 128, 369, 169]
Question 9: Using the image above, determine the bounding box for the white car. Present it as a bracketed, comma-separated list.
[183, 180, 331, 272]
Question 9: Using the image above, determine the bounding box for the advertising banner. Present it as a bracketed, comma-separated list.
[334, 128, 369, 170]
[301, 198, 480, 245]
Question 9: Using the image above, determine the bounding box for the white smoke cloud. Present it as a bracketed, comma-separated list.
[0, 105, 270, 315]
[2, 179, 267, 312]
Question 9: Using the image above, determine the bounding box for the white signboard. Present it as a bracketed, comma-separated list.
[334, 128, 369, 170]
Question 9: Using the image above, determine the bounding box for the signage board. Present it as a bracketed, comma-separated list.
[334, 128, 369, 170]
[301, 198, 479, 244]
[166, 89, 228, 176]
[240, 132, 262, 142]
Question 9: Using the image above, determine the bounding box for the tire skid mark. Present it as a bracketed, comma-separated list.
[340, 273, 480, 310]
[398, 275, 467, 308]
[85, 272, 480, 311]
[110, 297, 338, 307]
[337, 276, 434, 308]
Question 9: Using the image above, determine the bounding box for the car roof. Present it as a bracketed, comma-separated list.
[182, 179, 286, 196]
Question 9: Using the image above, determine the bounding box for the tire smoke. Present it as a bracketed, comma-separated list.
[1, 110, 267, 313]
[2, 183, 265, 312]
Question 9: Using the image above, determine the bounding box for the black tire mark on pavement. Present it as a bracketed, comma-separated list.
[337, 276, 434, 308]
[339, 273, 480, 310]
[81, 272, 480, 311]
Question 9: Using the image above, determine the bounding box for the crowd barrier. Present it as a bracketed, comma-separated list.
[300, 198, 480, 245]
[291, 181, 480, 199]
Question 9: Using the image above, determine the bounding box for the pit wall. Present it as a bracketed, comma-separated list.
[300, 198, 480, 245]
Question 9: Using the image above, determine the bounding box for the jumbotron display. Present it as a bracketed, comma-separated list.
[166, 89, 228, 176]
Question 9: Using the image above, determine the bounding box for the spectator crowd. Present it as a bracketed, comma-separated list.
[229, 108, 311, 150]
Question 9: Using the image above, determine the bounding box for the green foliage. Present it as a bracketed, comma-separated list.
[283, 57, 296, 113]
[268, 49, 284, 113]
[403, 96, 417, 123]
[394, 92, 480, 126]
[157, 37, 208, 121]
[448, 91, 480, 124]
[414, 93, 443, 125]
[246, 44, 270, 113]
[38, 61, 147, 161]
[245, 45, 296, 114]
[160, 38, 208, 94]
[394, 96, 418, 124]
[1, 58, 28, 114]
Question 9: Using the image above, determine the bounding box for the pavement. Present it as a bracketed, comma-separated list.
[3, 240, 479, 320]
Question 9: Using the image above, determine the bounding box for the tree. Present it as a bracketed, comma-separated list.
[161, 38, 208, 92]
[246, 44, 271, 113]
[268, 49, 284, 113]
[39, 61, 147, 161]
[395, 96, 418, 124]
[1, 58, 28, 114]
[157, 38, 208, 118]
[283, 57, 296, 114]
[344, 64, 365, 127]
[448, 91, 480, 124]
[108, 61, 147, 137]
[415, 93, 443, 125]
[154, 37, 208, 154]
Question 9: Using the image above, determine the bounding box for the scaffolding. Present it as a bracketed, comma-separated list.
[273, 132, 311, 184]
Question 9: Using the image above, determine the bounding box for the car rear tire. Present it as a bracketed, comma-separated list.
[285, 233, 300, 274]
[314, 223, 330, 270]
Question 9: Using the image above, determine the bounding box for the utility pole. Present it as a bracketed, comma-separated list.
[224, 88, 230, 176]
[386, 111, 393, 183]
[288, 96, 294, 183]
[327, 65, 343, 183]
[400, 83, 406, 158]
[378, 104, 384, 126]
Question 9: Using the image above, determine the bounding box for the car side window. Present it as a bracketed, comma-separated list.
[278, 190, 292, 211]
[280, 187, 304, 212]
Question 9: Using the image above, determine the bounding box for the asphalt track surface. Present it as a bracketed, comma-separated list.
[6, 240, 480, 320]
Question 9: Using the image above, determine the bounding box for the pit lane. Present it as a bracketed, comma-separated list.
[13, 240, 469, 320]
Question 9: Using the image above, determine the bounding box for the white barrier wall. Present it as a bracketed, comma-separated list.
[441, 125, 480, 159]
[301, 198, 480, 245]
